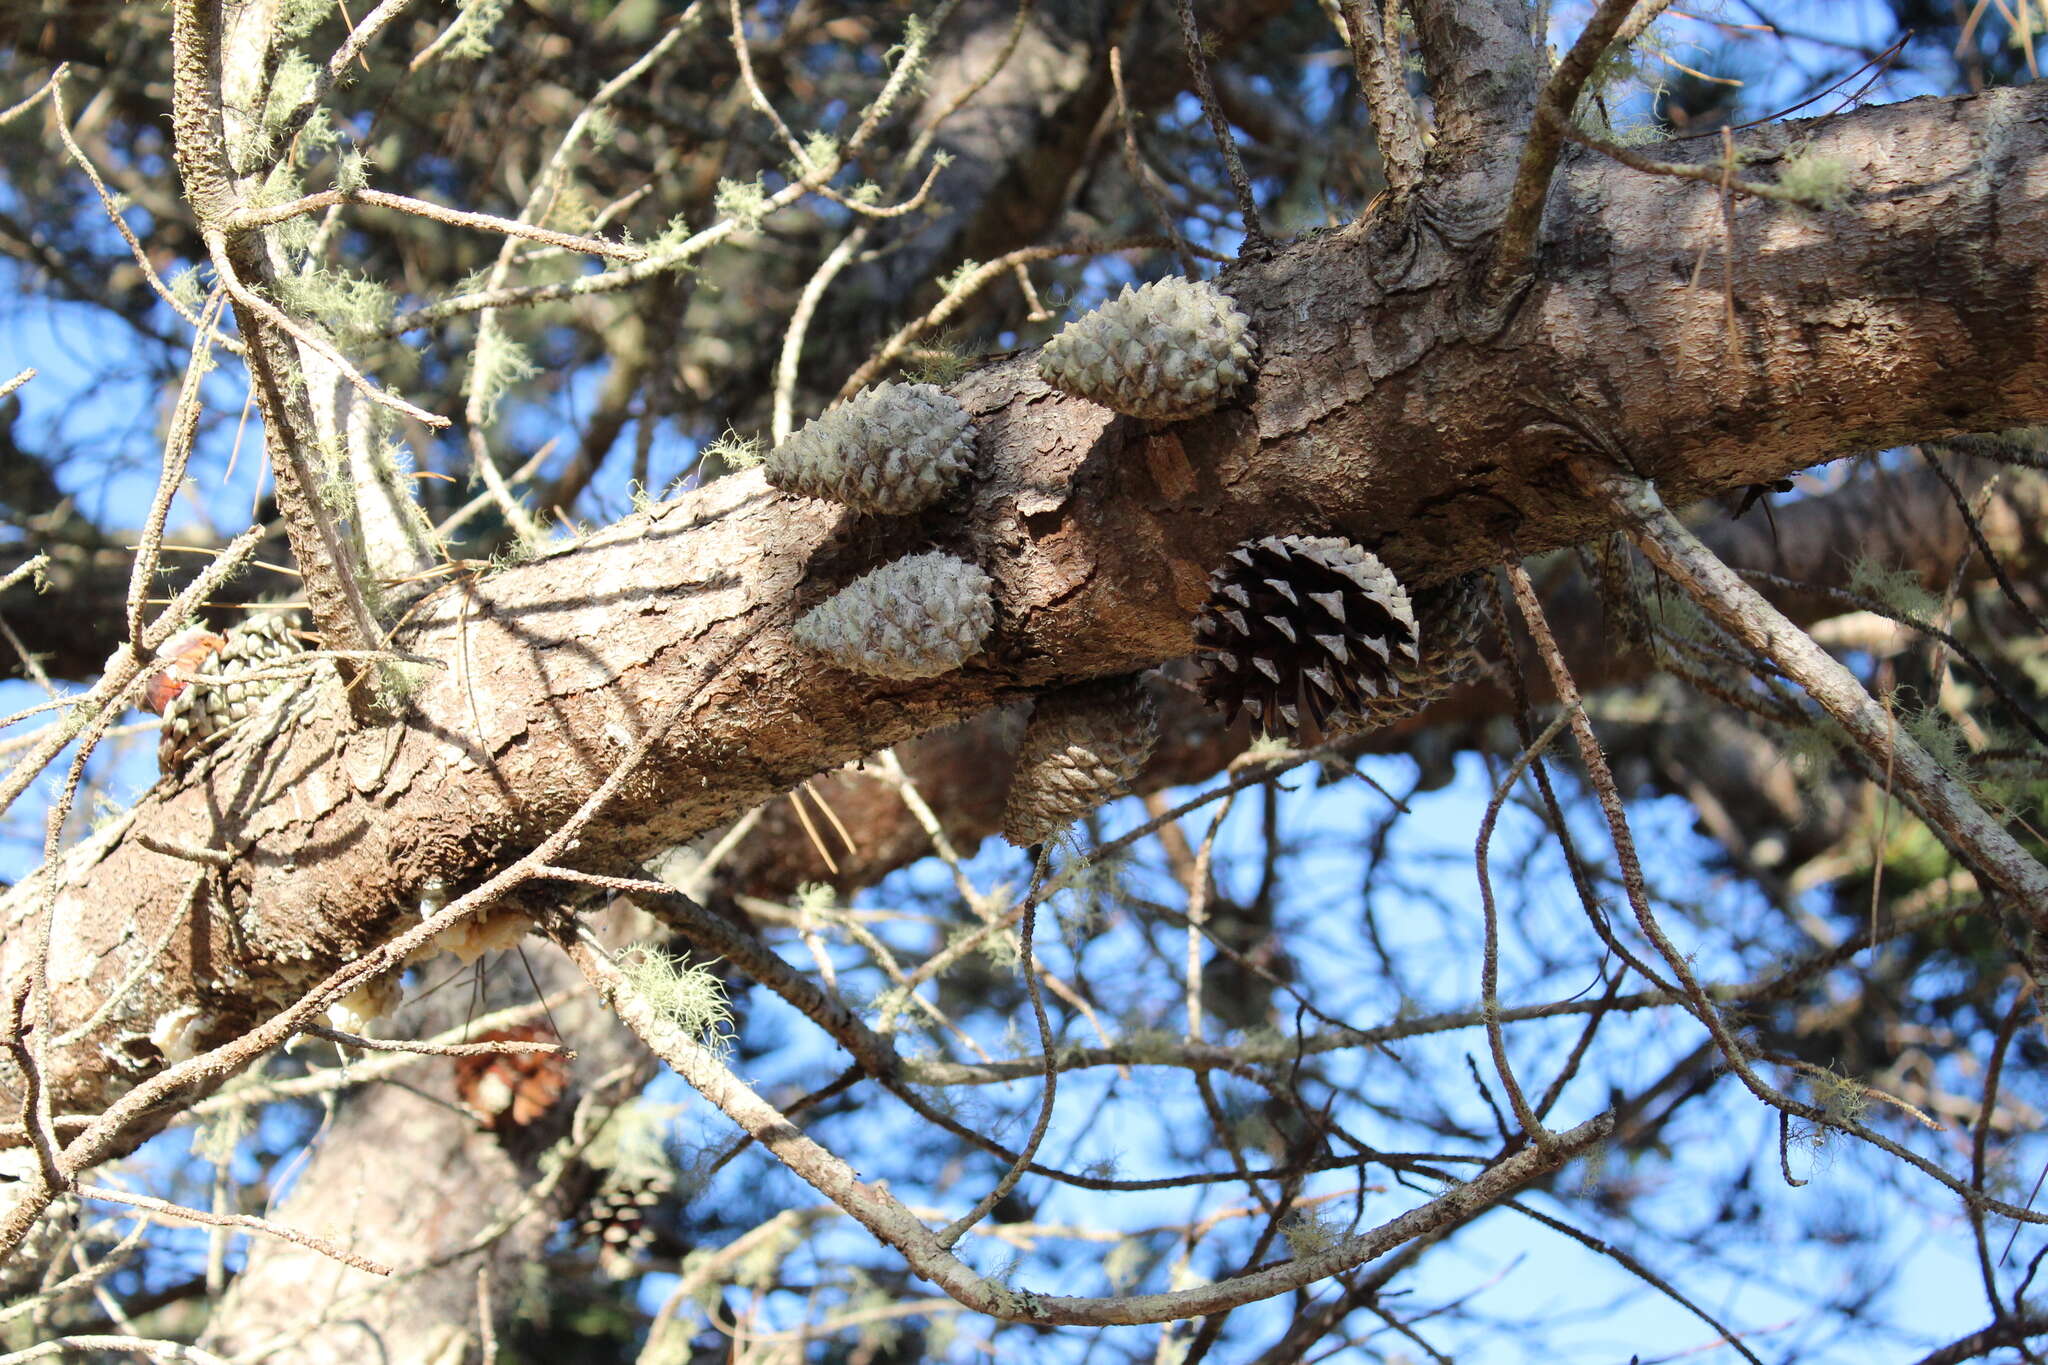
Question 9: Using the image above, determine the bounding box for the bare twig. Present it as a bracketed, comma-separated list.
[565, 926, 1612, 1325]
[936, 848, 1058, 1249]
[0, 1337, 233, 1365]
[229, 188, 646, 260]
[1492, 0, 1638, 287]
[303, 1025, 574, 1059]
[1111, 48, 1200, 276]
[76, 1184, 391, 1275]
[1173, 0, 1268, 253]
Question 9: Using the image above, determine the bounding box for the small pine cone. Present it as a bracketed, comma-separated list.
[1334, 573, 1491, 733]
[1038, 277, 1256, 421]
[577, 1172, 671, 1274]
[148, 614, 306, 772]
[452, 1025, 570, 1130]
[764, 382, 976, 514]
[792, 552, 995, 680]
[1193, 535, 1418, 740]
[1001, 678, 1159, 847]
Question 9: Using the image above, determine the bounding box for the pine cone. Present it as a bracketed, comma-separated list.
[452, 1025, 570, 1130]
[577, 1172, 671, 1274]
[792, 552, 995, 679]
[147, 614, 307, 772]
[764, 382, 976, 514]
[1334, 572, 1491, 733]
[1193, 535, 1417, 740]
[1038, 277, 1256, 420]
[1001, 678, 1159, 847]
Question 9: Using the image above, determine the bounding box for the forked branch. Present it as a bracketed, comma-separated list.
[1492, 0, 1638, 287]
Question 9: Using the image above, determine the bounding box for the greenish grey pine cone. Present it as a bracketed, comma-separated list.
[792, 552, 995, 680]
[764, 382, 977, 514]
[159, 613, 306, 772]
[1001, 677, 1160, 847]
[1037, 276, 1257, 421]
[1333, 572, 1492, 734]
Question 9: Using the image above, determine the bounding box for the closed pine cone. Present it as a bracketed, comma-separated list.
[1002, 677, 1159, 846]
[764, 382, 976, 514]
[791, 552, 995, 680]
[146, 614, 307, 772]
[1038, 277, 1256, 420]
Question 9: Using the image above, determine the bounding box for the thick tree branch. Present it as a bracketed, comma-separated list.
[1409, 0, 1538, 152]
[12, 82, 2048, 1149]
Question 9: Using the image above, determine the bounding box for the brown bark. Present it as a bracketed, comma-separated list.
[715, 463, 2048, 899]
[10, 82, 2048, 1148]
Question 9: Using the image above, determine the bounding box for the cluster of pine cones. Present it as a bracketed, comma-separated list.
[767, 270, 1486, 847]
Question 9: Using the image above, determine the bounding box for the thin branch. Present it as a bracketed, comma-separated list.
[1492, 0, 1638, 286]
[302, 1025, 574, 1059]
[1337, 1, 1426, 193]
[76, 1184, 391, 1276]
[564, 924, 1611, 1326]
[1173, 0, 1269, 253]
[0, 1337, 233, 1365]
[937, 848, 1058, 1249]
[228, 188, 646, 260]
[1111, 47, 1200, 276]
[206, 234, 447, 431]
[1563, 126, 1826, 205]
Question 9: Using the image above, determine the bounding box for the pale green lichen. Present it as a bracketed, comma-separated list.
[620, 945, 733, 1057]
[1776, 149, 1852, 210]
[1847, 554, 1941, 624]
[1279, 1205, 1340, 1259]
[441, 0, 511, 61]
[469, 329, 538, 427]
[702, 427, 765, 471]
[715, 176, 772, 232]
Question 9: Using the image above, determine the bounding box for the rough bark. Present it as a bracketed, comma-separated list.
[10, 82, 2048, 1147]
[714, 463, 2048, 899]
